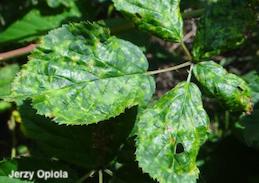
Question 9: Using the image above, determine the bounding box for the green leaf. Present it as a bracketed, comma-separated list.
[243, 71, 259, 104]
[136, 82, 209, 183]
[46, 0, 75, 8]
[0, 64, 20, 97]
[192, 0, 256, 60]
[0, 157, 78, 183]
[8, 22, 155, 125]
[0, 4, 80, 44]
[113, 0, 183, 42]
[20, 101, 137, 168]
[0, 177, 32, 183]
[0, 64, 19, 112]
[193, 61, 252, 112]
[237, 109, 259, 149]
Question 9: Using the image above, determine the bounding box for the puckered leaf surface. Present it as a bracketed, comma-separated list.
[136, 82, 209, 183]
[193, 61, 252, 112]
[113, 0, 183, 42]
[192, 0, 256, 60]
[8, 22, 155, 125]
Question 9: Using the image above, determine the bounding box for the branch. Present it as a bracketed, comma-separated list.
[147, 61, 192, 75]
[0, 44, 37, 61]
[180, 42, 192, 61]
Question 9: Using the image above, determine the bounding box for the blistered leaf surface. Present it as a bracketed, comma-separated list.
[192, 0, 256, 60]
[136, 82, 209, 183]
[193, 61, 252, 112]
[113, 0, 183, 42]
[9, 22, 155, 125]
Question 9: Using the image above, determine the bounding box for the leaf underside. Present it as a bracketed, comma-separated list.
[113, 0, 183, 42]
[8, 22, 155, 125]
[193, 61, 252, 113]
[136, 82, 209, 183]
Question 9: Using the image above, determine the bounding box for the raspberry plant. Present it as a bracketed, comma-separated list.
[0, 0, 258, 183]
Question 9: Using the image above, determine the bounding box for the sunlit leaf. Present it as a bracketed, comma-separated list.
[136, 82, 209, 183]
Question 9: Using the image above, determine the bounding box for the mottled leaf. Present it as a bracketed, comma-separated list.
[46, 0, 75, 8]
[20, 102, 137, 168]
[136, 82, 209, 183]
[113, 0, 183, 42]
[192, 0, 256, 60]
[193, 61, 252, 112]
[0, 4, 80, 44]
[8, 22, 154, 125]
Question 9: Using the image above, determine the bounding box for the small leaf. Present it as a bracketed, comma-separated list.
[192, 0, 256, 60]
[0, 5, 80, 44]
[193, 61, 252, 112]
[113, 0, 183, 42]
[8, 22, 155, 125]
[243, 71, 259, 104]
[136, 82, 209, 183]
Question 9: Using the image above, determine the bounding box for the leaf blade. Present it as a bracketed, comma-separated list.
[113, 0, 183, 42]
[193, 61, 252, 112]
[8, 22, 155, 125]
[136, 82, 209, 183]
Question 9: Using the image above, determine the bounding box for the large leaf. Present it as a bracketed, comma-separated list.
[136, 82, 209, 183]
[20, 101, 137, 168]
[193, 61, 252, 113]
[192, 0, 256, 60]
[7, 22, 155, 125]
[0, 3, 80, 44]
[0, 157, 78, 183]
[113, 0, 183, 42]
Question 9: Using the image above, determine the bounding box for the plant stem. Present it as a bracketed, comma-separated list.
[0, 44, 36, 61]
[187, 64, 194, 83]
[183, 9, 204, 19]
[147, 61, 192, 75]
[180, 42, 192, 61]
[99, 170, 103, 183]
[76, 170, 95, 183]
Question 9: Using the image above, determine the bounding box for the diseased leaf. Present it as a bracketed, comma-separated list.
[136, 82, 209, 183]
[193, 61, 252, 112]
[46, 0, 75, 8]
[0, 4, 80, 44]
[8, 22, 155, 125]
[113, 0, 183, 42]
[192, 0, 256, 60]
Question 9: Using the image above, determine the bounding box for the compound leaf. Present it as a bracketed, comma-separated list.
[7, 22, 155, 125]
[193, 61, 252, 113]
[136, 82, 209, 183]
[192, 0, 256, 60]
[113, 0, 183, 42]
